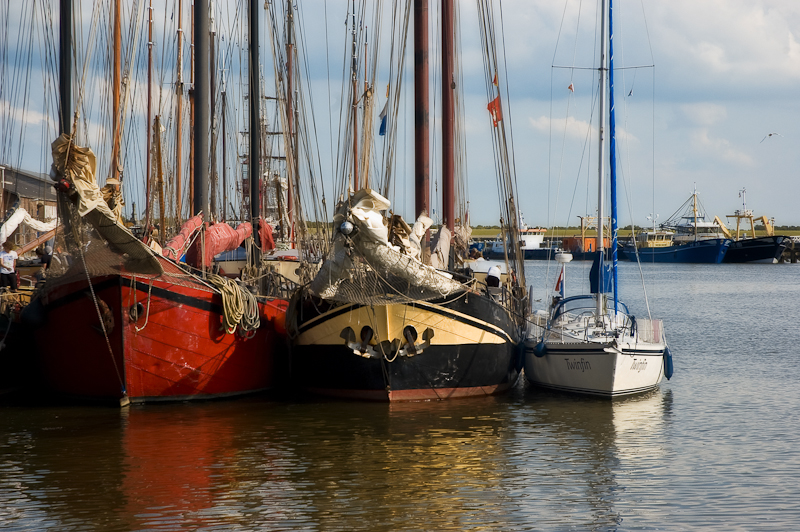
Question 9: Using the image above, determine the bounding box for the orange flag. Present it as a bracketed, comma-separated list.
[492, 72, 498, 86]
[487, 95, 502, 127]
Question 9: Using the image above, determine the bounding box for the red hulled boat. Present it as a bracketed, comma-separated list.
[34, 254, 288, 404]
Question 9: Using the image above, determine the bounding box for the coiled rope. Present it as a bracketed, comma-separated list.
[207, 273, 260, 336]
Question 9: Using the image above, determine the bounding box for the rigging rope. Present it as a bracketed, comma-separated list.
[206, 271, 259, 336]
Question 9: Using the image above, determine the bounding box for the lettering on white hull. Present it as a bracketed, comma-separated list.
[630, 358, 648, 372]
[565, 358, 591, 372]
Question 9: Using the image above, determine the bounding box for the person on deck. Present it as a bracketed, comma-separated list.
[0, 241, 18, 292]
[486, 265, 501, 288]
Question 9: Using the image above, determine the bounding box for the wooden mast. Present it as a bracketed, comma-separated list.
[59, 0, 71, 136]
[248, 0, 261, 261]
[350, 0, 358, 191]
[154, 116, 166, 245]
[209, 9, 217, 219]
[145, 0, 153, 228]
[110, 0, 121, 184]
[194, 0, 209, 216]
[441, 0, 454, 233]
[414, 0, 429, 222]
[286, 0, 295, 246]
[189, 1, 195, 213]
[175, 0, 184, 226]
[221, 82, 227, 220]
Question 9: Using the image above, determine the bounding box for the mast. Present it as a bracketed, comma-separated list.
[221, 82, 227, 220]
[146, 0, 153, 228]
[414, 0, 429, 222]
[194, 0, 210, 216]
[248, 0, 260, 260]
[609, 0, 618, 313]
[110, 0, 121, 183]
[175, 0, 184, 226]
[287, 0, 296, 246]
[189, 0, 195, 213]
[693, 185, 698, 242]
[350, 1, 359, 191]
[210, 8, 217, 219]
[596, 0, 609, 319]
[441, 0, 454, 233]
[59, 0, 71, 135]
[154, 116, 166, 245]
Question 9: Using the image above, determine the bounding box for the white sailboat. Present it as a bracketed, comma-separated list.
[524, 0, 673, 397]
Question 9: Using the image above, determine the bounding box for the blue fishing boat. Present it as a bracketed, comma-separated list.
[624, 190, 731, 263]
[721, 189, 788, 263]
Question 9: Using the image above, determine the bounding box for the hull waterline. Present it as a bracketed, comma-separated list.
[34, 259, 289, 403]
[291, 292, 522, 402]
[624, 238, 730, 263]
[524, 343, 665, 397]
[723, 236, 787, 263]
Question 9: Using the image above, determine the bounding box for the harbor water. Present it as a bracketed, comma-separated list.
[1, 261, 799, 531]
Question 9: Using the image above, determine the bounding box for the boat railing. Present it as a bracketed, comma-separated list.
[633, 318, 665, 344]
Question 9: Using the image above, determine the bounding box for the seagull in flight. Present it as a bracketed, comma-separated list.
[760, 132, 783, 143]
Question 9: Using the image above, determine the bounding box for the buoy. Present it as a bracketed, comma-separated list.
[533, 340, 547, 358]
[664, 346, 674, 380]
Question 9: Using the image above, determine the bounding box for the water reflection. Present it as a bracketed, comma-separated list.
[265, 398, 521, 530]
[0, 389, 676, 531]
[0, 407, 127, 530]
[510, 386, 673, 530]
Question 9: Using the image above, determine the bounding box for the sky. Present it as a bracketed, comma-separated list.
[2, 0, 799, 229]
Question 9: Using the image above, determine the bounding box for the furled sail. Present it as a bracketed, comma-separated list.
[309, 188, 464, 302]
[50, 134, 163, 274]
[0, 208, 58, 245]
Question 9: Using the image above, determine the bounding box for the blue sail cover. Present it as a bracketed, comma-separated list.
[590, 253, 613, 294]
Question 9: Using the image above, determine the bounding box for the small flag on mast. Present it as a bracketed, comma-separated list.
[487, 96, 502, 127]
[492, 72, 498, 86]
[555, 266, 564, 297]
[568, 83, 574, 93]
[379, 101, 388, 136]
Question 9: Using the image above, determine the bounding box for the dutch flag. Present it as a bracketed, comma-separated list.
[379, 101, 388, 136]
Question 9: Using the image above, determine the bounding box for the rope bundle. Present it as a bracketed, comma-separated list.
[207, 273, 260, 336]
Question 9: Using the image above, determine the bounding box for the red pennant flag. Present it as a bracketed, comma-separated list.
[568, 83, 574, 93]
[487, 95, 502, 127]
[492, 72, 498, 86]
[555, 267, 564, 295]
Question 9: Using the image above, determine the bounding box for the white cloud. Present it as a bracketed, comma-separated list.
[7, 106, 52, 128]
[529, 114, 638, 145]
[680, 103, 727, 127]
[690, 129, 754, 167]
[529, 115, 591, 140]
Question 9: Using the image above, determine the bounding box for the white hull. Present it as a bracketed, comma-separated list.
[524, 341, 664, 397]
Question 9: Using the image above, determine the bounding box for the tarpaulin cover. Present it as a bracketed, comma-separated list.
[162, 215, 203, 260]
[186, 221, 252, 268]
[0, 207, 59, 245]
[258, 219, 275, 251]
[50, 134, 163, 274]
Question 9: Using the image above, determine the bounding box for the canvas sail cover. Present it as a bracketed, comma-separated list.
[162, 214, 203, 260]
[0, 207, 58, 245]
[50, 134, 163, 274]
[309, 188, 465, 304]
[185, 221, 252, 268]
[589, 253, 612, 294]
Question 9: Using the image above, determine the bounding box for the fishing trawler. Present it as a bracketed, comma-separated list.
[624, 189, 731, 263]
[719, 189, 788, 263]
